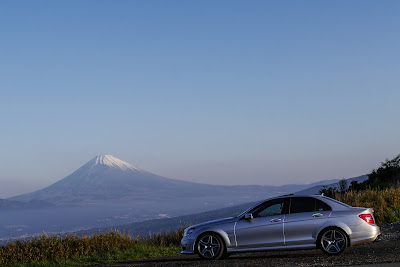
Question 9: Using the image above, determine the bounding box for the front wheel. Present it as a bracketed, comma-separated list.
[318, 228, 347, 255]
[196, 233, 225, 260]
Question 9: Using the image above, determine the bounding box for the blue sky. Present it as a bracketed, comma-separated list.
[1, 1, 399, 198]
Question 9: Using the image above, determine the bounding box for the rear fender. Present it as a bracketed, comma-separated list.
[313, 220, 352, 243]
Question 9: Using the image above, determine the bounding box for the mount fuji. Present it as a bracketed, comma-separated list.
[10, 155, 290, 206]
[10, 155, 355, 207]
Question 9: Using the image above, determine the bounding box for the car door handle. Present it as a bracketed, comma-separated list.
[270, 218, 282, 223]
[312, 213, 323, 217]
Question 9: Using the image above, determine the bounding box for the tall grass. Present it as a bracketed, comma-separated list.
[0, 227, 184, 266]
[335, 187, 400, 225]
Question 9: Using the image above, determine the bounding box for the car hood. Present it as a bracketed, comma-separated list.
[191, 217, 237, 229]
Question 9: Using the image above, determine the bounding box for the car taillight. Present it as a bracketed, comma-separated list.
[359, 214, 375, 224]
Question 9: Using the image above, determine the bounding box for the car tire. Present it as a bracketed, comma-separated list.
[196, 232, 225, 260]
[318, 227, 348, 256]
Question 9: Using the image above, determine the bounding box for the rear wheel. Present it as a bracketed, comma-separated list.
[196, 233, 225, 260]
[318, 228, 347, 255]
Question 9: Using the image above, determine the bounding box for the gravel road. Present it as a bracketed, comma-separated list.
[97, 221, 400, 267]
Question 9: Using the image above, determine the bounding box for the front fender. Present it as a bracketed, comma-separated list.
[193, 226, 232, 249]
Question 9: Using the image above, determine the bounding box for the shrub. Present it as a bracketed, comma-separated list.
[335, 188, 400, 225]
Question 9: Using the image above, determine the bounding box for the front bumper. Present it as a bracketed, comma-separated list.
[180, 236, 195, 254]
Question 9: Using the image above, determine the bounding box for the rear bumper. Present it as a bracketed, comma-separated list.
[350, 225, 380, 246]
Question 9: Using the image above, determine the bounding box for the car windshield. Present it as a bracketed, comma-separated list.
[237, 201, 263, 218]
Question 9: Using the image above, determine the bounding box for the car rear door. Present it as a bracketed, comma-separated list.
[235, 198, 289, 249]
[283, 197, 331, 246]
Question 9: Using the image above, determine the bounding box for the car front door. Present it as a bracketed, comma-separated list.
[283, 197, 331, 246]
[235, 198, 289, 249]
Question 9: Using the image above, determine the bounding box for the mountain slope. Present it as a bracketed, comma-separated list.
[10, 155, 336, 206]
[0, 199, 26, 209]
[0, 198, 52, 210]
[10, 155, 221, 204]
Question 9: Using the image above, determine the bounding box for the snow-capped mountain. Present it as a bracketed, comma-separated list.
[9, 154, 319, 206]
[10, 155, 209, 204]
[10, 155, 364, 206]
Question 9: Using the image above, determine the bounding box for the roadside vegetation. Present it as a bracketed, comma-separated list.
[0, 228, 183, 266]
[335, 188, 400, 225]
[320, 153, 400, 225]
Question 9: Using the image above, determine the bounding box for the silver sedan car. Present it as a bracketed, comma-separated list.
[181, 194, 380, 260]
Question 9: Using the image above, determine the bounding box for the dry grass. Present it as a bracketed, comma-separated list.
[335, 187, 400, 225]
[0, 227, 184, 266]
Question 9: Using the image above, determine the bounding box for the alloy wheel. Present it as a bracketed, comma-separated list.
[197, 234, 222, 259]
[321, 229, 346, 255]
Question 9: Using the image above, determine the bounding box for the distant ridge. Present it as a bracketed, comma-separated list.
[8, 155, 348, 207]
[294, 174, 368, 195]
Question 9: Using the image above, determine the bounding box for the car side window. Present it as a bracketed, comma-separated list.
[250, 198, 289, 218]
[290, 197, 315, 213]
[315, 199, 332, 211]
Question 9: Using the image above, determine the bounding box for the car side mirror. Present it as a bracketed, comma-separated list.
[245, 213, 253, 220]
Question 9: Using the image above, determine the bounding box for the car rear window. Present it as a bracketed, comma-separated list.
[321, 196, 351, 208]
[290, 197, 315, 213]
[290, 197, 332, 213]
[316, 199, 332, 211]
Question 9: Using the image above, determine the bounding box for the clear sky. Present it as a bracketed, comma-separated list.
[1, 1, 399, 198]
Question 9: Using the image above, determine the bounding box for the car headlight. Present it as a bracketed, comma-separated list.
[184, 228, 195, 237]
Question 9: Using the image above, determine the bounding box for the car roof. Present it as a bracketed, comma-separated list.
[239, 194, 351, 216]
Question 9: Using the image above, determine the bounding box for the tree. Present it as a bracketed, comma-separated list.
[318, 186, 337, 198]
[358, 154, 400, 190]
[338, 178, 347, 193]
[348, 180, 361, 191]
